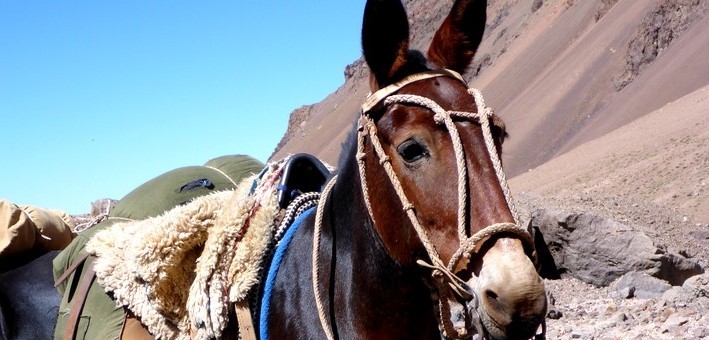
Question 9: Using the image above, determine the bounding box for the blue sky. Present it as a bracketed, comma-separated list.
[0, 1, 365, 214]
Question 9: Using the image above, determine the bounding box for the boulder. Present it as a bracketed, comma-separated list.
[663, 272, 709, 303]
[610, 271, 672, 299]
[90, 198, 117, 217]
[530, 209, 704, 286]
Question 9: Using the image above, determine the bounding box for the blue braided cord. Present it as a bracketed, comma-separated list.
[259, 206, 316, 340]
[249, 166, 270, 195]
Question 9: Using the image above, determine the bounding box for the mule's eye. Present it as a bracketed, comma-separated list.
[492, 125, 508, 146]
[397, 139, 429, 163]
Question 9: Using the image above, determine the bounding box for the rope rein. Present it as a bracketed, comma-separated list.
[310, 69, 536, 339]
[356, 69, 534, 338]
[312, 176, 338, 340]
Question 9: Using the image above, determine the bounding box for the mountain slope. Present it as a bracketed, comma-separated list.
[271, 0, 709, 224]
[511, 84, 709, 222]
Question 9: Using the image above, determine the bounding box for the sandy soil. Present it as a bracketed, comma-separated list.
[511, 85, 709, 225]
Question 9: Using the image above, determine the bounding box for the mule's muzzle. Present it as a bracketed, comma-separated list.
[473, 237, 547, 339]
[477, 289, 546, 339]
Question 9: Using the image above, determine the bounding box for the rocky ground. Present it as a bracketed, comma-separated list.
[543, 274, 709, 339]
[516, 192, 708, 339]
[505, 83, 709, 338]
[518, 192, 709, 268]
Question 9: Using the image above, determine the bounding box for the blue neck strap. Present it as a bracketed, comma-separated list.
[259, 206, 316, 339]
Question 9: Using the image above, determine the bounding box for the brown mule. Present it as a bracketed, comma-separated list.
[263, 0, 546, 339]
[1, 1, 547, 339]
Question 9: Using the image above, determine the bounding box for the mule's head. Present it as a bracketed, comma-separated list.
[359, 0, 546, 338]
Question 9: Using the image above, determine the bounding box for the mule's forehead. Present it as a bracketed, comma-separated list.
[385, 79, 507, 135]
[397, 76, 477, 112]
[361, 69, 467, 114]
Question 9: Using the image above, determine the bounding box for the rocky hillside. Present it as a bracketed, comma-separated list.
[271, 0, 709, 222]
[272, 0, 708, 175]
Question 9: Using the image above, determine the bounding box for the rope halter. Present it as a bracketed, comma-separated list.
[357, 69, 535, 338]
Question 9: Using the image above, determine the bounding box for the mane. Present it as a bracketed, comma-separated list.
[336, 119, 360, 172]
[336, 49, 432, 173]
[389, 50, 431, 83]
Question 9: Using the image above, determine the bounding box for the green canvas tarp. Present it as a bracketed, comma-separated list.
[53, 154, 264, 340]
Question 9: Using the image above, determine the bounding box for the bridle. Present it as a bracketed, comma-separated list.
[311, 69, 538, 339]
[361, 69, 537, 338]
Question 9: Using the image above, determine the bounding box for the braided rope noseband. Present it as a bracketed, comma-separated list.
[356, 69, 535, 338]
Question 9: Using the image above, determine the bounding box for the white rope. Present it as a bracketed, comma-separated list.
[360, 69, 466, 113]
[205, 165, 239, 188]
[469, 88, 521, 224]
[74, 216, 133, 233]
[312, 175, 338, 340]
[358, 69, 534, 338]
[367, 89, 527, 272]
[356, 124, 378, 228]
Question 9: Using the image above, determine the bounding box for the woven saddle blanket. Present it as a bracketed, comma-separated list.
[85, 160, 288, 340]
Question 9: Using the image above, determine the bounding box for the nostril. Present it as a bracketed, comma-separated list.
[475, 237, 547, 339]
[485, 289, 498, 300]
[481, 288, 511, 328]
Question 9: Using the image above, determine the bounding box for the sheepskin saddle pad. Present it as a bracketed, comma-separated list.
[85, 158, 291, 340]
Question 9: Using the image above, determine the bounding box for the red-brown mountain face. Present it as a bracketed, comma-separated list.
[271, 0, 708, 224]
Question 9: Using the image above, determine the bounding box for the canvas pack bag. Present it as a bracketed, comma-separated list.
[0, 200, 75, 272]
[52, 155, 264, 340]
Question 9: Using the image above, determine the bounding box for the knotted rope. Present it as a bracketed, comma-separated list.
[378, 89, 531, 270]
[309, 69, 537, 339]
[356, 69, 534, 338]
[312, 175, 339, 340]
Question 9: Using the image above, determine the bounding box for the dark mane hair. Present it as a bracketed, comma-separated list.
[337, 49, 431, 172]
[388, 50, 431, 83]
[336, 118, 361, 173]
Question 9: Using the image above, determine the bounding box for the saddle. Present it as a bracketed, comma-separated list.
[54, 154, 330, 340]
[276, 153, 330, 209]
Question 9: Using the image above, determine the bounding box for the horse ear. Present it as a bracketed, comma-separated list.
[427, 0, 487, 74]
[362, 0, 410, 89]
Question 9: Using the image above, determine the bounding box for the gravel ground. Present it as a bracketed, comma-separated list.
[515, 193, 708, 339]
[543, 275, 709, 339]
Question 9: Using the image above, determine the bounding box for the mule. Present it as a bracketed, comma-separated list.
[261, 0, 546, 339]
[0, 251, 60, 340]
